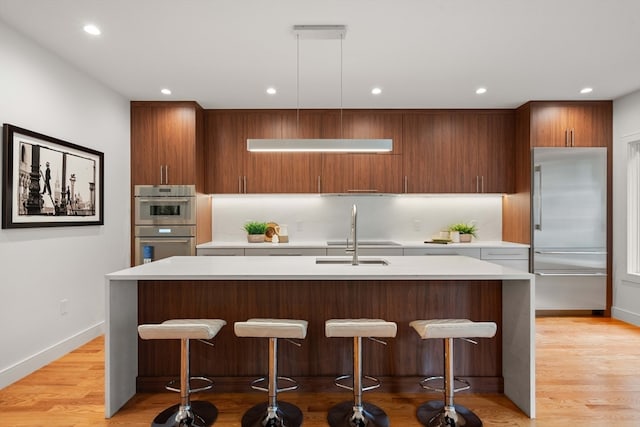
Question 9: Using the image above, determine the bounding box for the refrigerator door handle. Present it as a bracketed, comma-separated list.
[535, 272, 607, 277]
[534, 164, 542, 230]
[534, 250, 607, 255]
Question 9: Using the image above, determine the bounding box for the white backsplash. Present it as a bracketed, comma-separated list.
[211, 194, 504, 242]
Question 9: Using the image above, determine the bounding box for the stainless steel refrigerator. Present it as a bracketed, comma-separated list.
[532, 147, 607, 311]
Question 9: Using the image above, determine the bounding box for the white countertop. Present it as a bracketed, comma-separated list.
[106, 255, 533, 281]
[196, 240, 529, 249]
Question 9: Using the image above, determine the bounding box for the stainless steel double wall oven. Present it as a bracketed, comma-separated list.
[134, 185, 196, 265]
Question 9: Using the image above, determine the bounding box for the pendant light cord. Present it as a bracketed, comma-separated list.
[340, 33, 344, 138]
[296, 33, 300, 138]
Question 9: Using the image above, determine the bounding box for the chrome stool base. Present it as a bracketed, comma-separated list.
[151, 400, 218, 427]
[416, 401, 482, 427]
[241, 401, 303, 427]
[327, 401, 390, 427]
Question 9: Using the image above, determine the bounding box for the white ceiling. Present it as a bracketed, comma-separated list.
[1, 0, 639, 109]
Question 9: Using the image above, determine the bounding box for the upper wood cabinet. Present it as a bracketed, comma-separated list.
[131, 101, 204, 190]
[245, 111, 323, 193]
[403, 111, 514, 193]
[205, 110, 247, 194]
[206, 110, 324, 193]
[205, 109, 403, 194]
[320, 111, 403, 193]
[529, 101, 612, 147]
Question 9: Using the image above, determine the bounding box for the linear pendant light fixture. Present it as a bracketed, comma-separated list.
[247, 25, 393, 153]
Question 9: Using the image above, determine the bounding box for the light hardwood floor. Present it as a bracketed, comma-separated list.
[1, 317, 639, 426]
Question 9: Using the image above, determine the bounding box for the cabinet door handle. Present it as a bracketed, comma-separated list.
[571, 128, 575, 147]
[565, 129, 569, 147]
[476, 176, 479, 193]
[238, 176, 242, 193]
[404, 176, 408, 193]
[243, 176, 247, 193]
[164, 165, 169, 184]
[481, 175, 484, 193]
[317, 176, 321, 193]
[160, 165, 164, 184]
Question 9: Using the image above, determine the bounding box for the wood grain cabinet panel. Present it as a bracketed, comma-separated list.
[131, 102, 202, 187]
[205, 110, 247, 194]
[320, 110, 403, 193]
[403, 111, 514, 193]
[245, 111, 322, 193]
[530, 101, 612, 147]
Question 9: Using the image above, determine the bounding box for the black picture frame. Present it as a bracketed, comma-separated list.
[2, 124, 104, 228]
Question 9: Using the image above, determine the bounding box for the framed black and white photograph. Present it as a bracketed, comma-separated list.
[2, 124, 104, 228]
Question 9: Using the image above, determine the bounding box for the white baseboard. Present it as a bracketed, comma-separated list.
[0, 322, 104, 390]
[612, 306, 640, 326]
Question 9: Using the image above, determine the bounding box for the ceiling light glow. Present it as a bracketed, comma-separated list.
[475, 87, 487, 95]
[266, 87, 277, 95]
[371, 87, 382, 95]
[83, 24, 101, 36]
[580, 87, 593, 94]
[161, 88, 172, 95]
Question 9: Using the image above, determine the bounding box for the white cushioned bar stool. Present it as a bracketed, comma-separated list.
[325, 319, 398, 427]
[234, 318, 308, 427]
[137, 318, 226, 427]
[410, 319, 497, 427]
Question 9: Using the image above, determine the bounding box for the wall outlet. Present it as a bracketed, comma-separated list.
[60, 298, 69, 316]
[413, 219, 422, 232]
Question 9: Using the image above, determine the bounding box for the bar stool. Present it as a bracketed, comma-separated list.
[325, 319, 398, 427]
[137, 318, 226, 427]
[410, 319, 497, 427]
[234, 318, 308, 427]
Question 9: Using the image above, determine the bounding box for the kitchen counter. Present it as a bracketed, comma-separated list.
[105, 255, 535, 419]
[196, 240, 530, 249]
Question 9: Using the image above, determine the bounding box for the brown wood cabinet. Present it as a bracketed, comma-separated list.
[129, 101, 209, 266]
[205, 110, 247, 193]
[403, 110, 514, 193]
[205, 109, 403, 194]
[529, 101, 612, 147]
[320, 111, 403, 193]
[131, 101, 205, 189]
[246, 111, 323, 193]
[206, 110, 325, 193]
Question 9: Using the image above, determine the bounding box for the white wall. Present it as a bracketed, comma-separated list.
[212, 194, 503, 242]
[0, 20, 130, 387]
[612, 89, 640, 326]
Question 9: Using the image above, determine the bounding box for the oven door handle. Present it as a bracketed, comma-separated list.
[137, 198, 191, 203]
[138, 238, 193, 243]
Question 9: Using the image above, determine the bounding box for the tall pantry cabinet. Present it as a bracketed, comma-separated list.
[129, 101, 211, 265]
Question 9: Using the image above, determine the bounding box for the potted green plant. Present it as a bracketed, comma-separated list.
[448, 222, 478, 243]
[243, 221, 268, 243]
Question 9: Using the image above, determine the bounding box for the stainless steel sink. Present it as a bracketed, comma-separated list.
[326, 240, 401, 246]
[315, 257, 389, 265]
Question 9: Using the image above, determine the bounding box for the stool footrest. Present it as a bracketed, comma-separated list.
[419, 376, 470, 394]
[250, 376, 299, 393]
[334, 374, 381, 392]
[165, 376, 214, 394]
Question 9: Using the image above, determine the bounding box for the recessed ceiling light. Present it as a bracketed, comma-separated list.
[371, 87, 382, 95]
[83, 24, 101, 36]
[161, 88, 172, 95]
[266, 87, 277, 95]
[475, 87, 487, 95]
[580, 87, 593, 94]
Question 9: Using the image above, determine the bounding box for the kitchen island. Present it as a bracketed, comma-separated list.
[105, 255, 535, 418]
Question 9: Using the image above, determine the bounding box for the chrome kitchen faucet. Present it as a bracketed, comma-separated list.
[345, 204, 359, 265]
